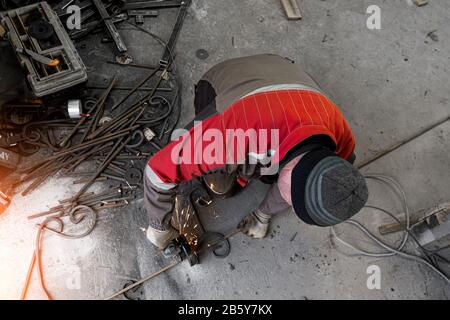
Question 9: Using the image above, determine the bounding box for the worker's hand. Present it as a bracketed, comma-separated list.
[146, 225, 178, 250]
[238, 210, 271, 239]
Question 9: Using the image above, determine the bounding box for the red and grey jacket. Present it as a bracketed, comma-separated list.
[146, 88, 355, 191]
[144, 54, 357, 231]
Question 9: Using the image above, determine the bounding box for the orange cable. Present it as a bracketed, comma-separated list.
[20, 252, 36, 300]
[20, 223, 53, 300]
[35, 224, 53, 300]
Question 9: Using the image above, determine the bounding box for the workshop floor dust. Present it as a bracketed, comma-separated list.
[0, 175, 102, 299]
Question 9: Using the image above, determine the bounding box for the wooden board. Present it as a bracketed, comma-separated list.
[281, 0, 302, 20]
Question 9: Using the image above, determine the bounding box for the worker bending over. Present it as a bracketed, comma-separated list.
[144, 54, 368, 249]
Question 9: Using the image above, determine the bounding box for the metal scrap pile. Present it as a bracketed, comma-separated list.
[0, 0, 190, 217]
[16, 71, 179, 219]
[0, 1, 192, 300]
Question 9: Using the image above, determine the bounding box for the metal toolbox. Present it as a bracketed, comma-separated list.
[0, 1, 87, 97]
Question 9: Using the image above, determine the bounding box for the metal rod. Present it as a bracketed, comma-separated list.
[92, 0, 128, 54]
[81, 77, 117, 142]
[160, 0, 192, 67]
[72, 135, 132, 201]
[87, 85, 172, 92]
[357, 114, 450, 169]
[105, 228, 243, 300]
[105, 261, 180, 300]
[111, 68, 160, 111]
[123, 0, 182, 10]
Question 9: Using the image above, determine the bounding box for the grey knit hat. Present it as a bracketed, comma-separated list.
[291, 149, 368, 227]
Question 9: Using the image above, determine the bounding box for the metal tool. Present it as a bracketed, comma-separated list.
[16, 48, 60, 67]
[164, 235, 199, 266]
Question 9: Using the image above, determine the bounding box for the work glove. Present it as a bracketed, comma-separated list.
[238, 210, 271, 239]
[146, 225, 178, 250]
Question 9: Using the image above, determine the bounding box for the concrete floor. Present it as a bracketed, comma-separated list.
[1, 0, 450, 299]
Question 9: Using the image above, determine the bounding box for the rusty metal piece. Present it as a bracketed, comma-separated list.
[89, 70, 166, 141]
[111, 68, 160, 111]
[91, 0, 131, 61]
[63, 142, 114, 173]
[72, 135, 133, 201]
[80, 77, 117, 142]
[21, 169, 53, 196]
[73, 177, 108, 184]
[59, 117, 87, 148]
[87, 85, 172, 92]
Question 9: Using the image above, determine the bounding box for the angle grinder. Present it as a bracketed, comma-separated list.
[163, 235, 199, 267]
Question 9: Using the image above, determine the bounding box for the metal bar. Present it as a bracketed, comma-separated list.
[72, 135, 133, 201]
[357, 113, 450, 169]
[59, 117, 87, 148]
[105, 261, 180, 300]
[87, 85, 172, 92]
[63, 142, 114, 172]
[81, 77, 117, 142]
[21, 127, 136, 175]
[123, 0, 182, 10]
[55, 126, 138, 157]
[91, 0, 128, 54]
[280, 0, 302, 20]
[104, 228, 242, 300]
[160, 0, 192, 67]
[88, 72, 165, 140]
